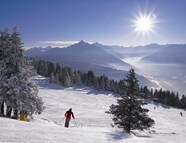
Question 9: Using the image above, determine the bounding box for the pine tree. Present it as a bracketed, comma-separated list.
[118, 79, 126, 94]
[0, 30, 12, 115]
[73, 71, 82, 85]
[47, 61, 55, 77]
[105, 76, 111, 91]
[99, 75, 106, 90]
[55, 63, 61, 75]
[54, 73, 60, 84]
[61, 67, 71, 87]
[87, 71, 95, 86]
[0, 28, 44, 118]
[143, 86, 150, 98]
[107, 68, 154, 133]
[49, 72, 55, 83]
[93, 77, 100, 90]
[180, 95, 186, 109]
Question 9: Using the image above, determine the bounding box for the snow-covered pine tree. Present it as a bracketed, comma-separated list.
[105, 76, 111, 91]
[73, 71, 82, 85]
[61, 67, 71, 87]
[93, 77, 100, 90]
[109, 80, 116, 93]
[87, 71, 95, 86]
[0, 30, 11, 115]
[99, 75, 106, 90]
[1, 27, 44, 118]
[64, 69, 71, 87]
[55, 63, 61, 76]
[54, 73, 60, 84]
[180, 95, 186, 109]
[107, 68, 154, 133]
[49, 72, 55, 83]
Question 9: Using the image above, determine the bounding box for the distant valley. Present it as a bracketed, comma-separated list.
[26, 41, 186, 95]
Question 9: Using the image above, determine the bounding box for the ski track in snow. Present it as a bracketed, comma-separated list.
[0, 76, 186, 143]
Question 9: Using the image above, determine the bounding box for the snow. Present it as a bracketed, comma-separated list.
[0, 76, 186, 143]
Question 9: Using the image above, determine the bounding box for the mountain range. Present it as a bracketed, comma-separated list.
[26, 41, 155, 87]
[139, 44, 186, 64]
[26, 41, 186, 95]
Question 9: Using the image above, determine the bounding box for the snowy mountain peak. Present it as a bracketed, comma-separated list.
[93, 42, 102, 46]
[79, 40, 86, 44]
[76, 40, 90, 46]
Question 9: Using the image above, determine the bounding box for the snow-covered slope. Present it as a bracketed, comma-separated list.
[0, 76, 186, 143]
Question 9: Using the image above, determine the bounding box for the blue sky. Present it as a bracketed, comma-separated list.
[0, 0, 186, 48]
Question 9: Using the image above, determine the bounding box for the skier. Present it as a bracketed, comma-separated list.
[180, 112, 183, 117]
[64, 108, 75, 127]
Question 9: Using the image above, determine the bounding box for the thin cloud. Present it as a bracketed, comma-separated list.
[38, 40, 79, 48]
[41, 40, 79, 45]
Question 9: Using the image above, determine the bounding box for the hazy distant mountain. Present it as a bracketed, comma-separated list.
[94, 43, 164, 58]
[139, 44, 186, 64]
[26, 41, 156, 87]
[94, 42, 186, 95]
[137, 44, 186, 95]
[93, 42, 125, 59]
[26, 40, 131, 70]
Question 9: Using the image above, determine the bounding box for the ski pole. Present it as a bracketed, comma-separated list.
[74, 119, 78, 127]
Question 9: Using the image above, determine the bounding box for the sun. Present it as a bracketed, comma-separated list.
[134, 13, 156, 34]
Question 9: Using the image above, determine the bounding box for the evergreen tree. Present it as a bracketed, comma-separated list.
[55, 63, 61, 75]
[47, 61, 55, 77]
[93, 77, 100, 90]
[87, 71, 95, 86]
[73, 71, 82, 85]
[0, 28, 44, 118]
[105, 76, 111, 91]
[175, 92, 180, 107]
[180, 95, 186, 109]
[0, 30, 12, 115]
[54, 72, 60, 84]
[150, 88, 153, 98]
[143, 86, 150, 98]
[49, 72, 55, 83]
[107, 68, 154, 133]
[61, 67, 71, 87]
[109, 80, 117, 93]
[118, 79, 125, 94]
[99, 75, 106, 90]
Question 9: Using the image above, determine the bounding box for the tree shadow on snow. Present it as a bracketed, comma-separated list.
[33, 77, 65, 90]
[71, 86, 118, 97]
[153, 102, 170, 109]
[106, 131, 131, 141]
[86, 89, 118, 97]
[87, 90, 116, 96]
[144, 99, 170, 109]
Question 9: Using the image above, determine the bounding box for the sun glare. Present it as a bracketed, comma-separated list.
[134, 13, 156, 34]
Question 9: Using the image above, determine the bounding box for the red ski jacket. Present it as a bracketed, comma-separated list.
[65, 111, 75, 119]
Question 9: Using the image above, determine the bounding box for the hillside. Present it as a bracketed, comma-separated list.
[0, 76, 185, 143]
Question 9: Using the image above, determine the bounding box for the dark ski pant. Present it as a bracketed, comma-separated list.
[65, 118, 70, 127]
